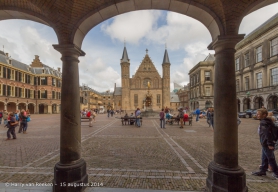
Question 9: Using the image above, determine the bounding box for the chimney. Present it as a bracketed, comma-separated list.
[5, 53, 8, 57]
[58, 67, 61, 72]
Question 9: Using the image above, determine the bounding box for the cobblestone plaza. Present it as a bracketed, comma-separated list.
[0, 114, 277, 191]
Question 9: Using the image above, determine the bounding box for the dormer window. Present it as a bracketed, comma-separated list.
[9, 59, 12, 65]
[42, 69, 45, 73]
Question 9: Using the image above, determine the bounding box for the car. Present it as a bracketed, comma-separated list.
[267, 109, 278, 118]
[238, 109, 256, 118]
[252, 109, 258, 120]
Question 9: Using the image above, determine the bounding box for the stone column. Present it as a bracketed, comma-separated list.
[206, 35, 248, 192]
[48, 105, 52, 114]
[52, 44, 88, 192]
[35, 104, 39, 114]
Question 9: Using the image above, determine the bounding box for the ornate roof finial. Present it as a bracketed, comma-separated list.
[124, 38, 126, 47]
[146, 49, 148, 55]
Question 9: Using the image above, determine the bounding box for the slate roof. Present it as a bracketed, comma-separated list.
[236, 12, 278, 49]
[203, 53, 215, 62]
[121, 46, 129, 63]
[162, 49, 170, 64]
[0, 51, 62, 78]
[114, 87, 122, 96]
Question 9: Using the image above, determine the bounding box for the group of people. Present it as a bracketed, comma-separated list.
[0, 109, 30, 141]
[161, 107, 190, 129]
[81, 108, 97, 127]
[122, 108, 141, 127]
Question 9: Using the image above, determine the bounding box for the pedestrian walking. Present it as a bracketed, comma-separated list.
[87, 110, 93, 127]
[210, 108, 214, 129]
[195, 107, 200, 122]
[3, 110, 8, 126]
[92, 109, 96, 123]
[159, 108, 165, 129]
[135, 108, 141, 127]
[207, 108, 211, 127]
[19, 110, 28, 134]
[107, 109, 110, 117]
[178, 108, 184, 128]
[6, 112, 17, 140]
[251, 108, 278, 179]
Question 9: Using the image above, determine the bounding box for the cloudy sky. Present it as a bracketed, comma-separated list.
[0, 3, 278, 92]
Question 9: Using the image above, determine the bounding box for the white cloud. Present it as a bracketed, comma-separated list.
[239, 3, 278, 35]
[79, 57, 121, 92]
[101, 10, 161, 44]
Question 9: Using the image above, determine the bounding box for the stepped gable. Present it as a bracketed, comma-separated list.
[133, 53, 161, 78]
[30, 55, 43, 68]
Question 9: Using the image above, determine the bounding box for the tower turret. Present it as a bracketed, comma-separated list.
[162, 48, 171, 108]
[120, 45, 130, 110]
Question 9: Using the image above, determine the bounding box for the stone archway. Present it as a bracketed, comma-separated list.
[7, 102, 16, 112]
[243, 98, 251, 111]
[39, 104, 48, 114]
[28, 103, 35, 114]
[52, 104, 57, 114]
[0, 102, 4, 111]
[1, 1, 277, 191]
[18, 103, 27, 111]
[268, 95, 278, 109]
[205, 101, 212, 109]
[254, 96, 264, 109]
[237, 99, 241, 112]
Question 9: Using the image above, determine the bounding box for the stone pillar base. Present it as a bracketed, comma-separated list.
[206, 162, 248, 192]
[53, 158, 88, 192]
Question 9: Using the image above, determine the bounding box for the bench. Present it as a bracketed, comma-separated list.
[81, 117, 90, 121]
[166, 116, 192, 126]
[120, 117, 142, 126]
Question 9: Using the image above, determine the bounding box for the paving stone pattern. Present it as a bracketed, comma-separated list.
[0, 114, 277, 191]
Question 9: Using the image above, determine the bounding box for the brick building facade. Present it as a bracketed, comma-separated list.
[0, 51, 61, 114]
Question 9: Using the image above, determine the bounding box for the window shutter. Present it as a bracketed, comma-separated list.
[15, 71, 18, 81]
[7, 86, 11, 96]
[45, 90, 47, 99]
[19, 72, 22, 82]
[3, 85, 6, 96]
[7, 68, 11, 79]
[38, 90, 40, 99]
[3, 67, 6, 78]
[15, 87, 18, 97]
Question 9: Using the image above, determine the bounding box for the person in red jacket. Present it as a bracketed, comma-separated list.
[183, 113, 189, 125]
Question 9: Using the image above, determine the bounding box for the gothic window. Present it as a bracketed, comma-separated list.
[157, 94, 161, 104]
[134, 94, 138, 105]
[153, 78, 158, 88]
[143, 78, 151, 88]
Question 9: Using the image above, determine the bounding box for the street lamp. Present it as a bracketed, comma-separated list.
[246, 91, 250, 98]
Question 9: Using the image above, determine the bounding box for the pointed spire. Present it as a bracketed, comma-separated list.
[121, 45, 129, 63]
[162, 48, 170, 64]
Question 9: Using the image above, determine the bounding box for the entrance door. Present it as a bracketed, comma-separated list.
[145, 97, 152, 107]
[39, 104, 44, 114]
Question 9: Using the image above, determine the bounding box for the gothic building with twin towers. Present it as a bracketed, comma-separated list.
[113, 46, 171, 111]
